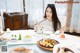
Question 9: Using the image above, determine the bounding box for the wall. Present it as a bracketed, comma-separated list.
[25, 0, 44, 28]
[70, 0, 80, 33]
[6, 0, 23, 12]
[0, 0, 23, 30]
[0, 0, 68, 29]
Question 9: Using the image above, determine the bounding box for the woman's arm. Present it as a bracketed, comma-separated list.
[34, 19, 46, 32]
[55, 21, 66, 34]
[34, 23, 40, 32]
[60, 24, 66, 32]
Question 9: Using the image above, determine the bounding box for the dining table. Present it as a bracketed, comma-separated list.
[0, 30, 80, 53]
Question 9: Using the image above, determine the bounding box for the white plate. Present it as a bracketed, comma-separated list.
[43, 31, 53, 35]
[22, 35, 34, 41]
[8, 46, 33, 53]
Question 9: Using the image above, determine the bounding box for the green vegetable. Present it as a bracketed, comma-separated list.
[12, 35, 13, 37]
[18, 34, 22, 40]
[12, 34, 16, 37]
[14, 35, 16, 37]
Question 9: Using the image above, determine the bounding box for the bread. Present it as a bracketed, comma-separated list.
[14, 47, 25, 51]
[13, 47, 31, 53]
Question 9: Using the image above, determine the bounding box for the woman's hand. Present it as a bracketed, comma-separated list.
[34, 23, 44, 34]
[34, 23, 41, 32]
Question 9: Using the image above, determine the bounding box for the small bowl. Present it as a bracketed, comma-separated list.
[10, 37, 18, 42]
[22, 35, 32, 41]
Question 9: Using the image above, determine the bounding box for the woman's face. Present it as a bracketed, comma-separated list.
[46, 7, 52, 21]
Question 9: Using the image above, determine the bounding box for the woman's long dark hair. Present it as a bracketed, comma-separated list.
[44, 4, 61, 31]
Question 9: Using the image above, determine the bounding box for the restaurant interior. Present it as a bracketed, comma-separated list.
[0, 0, 80, 53]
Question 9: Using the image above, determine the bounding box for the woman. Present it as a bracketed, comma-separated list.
[34, 4, 61, 33]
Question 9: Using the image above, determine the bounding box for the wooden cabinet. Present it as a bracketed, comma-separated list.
[3, 12, 28, 30]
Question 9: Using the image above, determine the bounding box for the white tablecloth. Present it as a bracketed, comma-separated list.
[0, 30, 80, 53]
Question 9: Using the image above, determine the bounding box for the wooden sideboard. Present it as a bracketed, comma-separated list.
[3, 12, 28, 30]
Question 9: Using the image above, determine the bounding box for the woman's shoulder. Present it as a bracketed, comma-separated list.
[34, 19, 46, 26]
[39, 19, 49, 25]
[39, 19, 47, 23]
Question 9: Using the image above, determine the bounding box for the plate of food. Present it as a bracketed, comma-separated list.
[22, 35, 33, 41]
[37, 38, 59, 51]
[9, 46, 33, 53]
